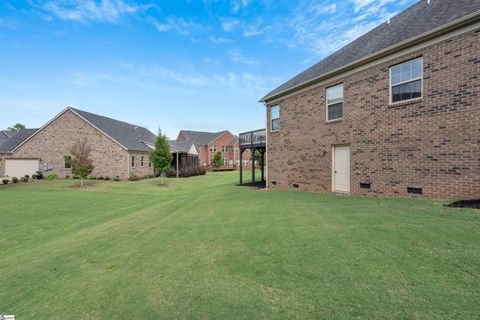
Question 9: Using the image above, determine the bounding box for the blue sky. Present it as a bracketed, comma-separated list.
[0, 0, 416, 138]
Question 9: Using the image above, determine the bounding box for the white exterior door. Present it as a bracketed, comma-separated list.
[5, 159, 39, 178]
[333, 146, 350, 192]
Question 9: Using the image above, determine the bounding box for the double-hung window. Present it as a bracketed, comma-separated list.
[326, 83, 343, 121]
[270, 105, 280, 131]
[390, 57, 422, 103]
[209, 145, 216, 152]
[140, 156, 144, 167]
[131, 156, 135, 167]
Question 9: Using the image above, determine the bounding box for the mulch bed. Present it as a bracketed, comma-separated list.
[445, 200, 480, 209]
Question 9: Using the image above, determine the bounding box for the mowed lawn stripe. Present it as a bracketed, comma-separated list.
[0, 172, 479, 319]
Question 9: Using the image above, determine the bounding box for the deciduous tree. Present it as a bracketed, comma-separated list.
[70, 138, 95, 187]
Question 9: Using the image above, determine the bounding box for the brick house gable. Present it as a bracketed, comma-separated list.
[7, 109, 155, 180]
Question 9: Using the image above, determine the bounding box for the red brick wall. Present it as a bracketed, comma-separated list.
[177, 131, 250, 168]
[266, 30, 480, 199]
[205, 132, 242, 168]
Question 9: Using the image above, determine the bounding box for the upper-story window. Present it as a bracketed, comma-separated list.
[140, 156, 144, 167]
[209, 145, 216, 152]
[326, 83, 343, 121]
[390, 57, 422, 103]
[222, 146, 228, 152]
[270, 105, 280, 131]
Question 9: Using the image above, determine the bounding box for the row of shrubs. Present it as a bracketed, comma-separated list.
[166, 166, 207, 178]
[2, 166, 208, 184]
[128, 173, 156, 181]
[2, 175, 31, 184]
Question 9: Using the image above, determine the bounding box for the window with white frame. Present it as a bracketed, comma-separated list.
[223, 157, 229, 165]
[390, 57, 422, 103]
[140, 156, 144, 167]
[326, 83, 343, 121]
[131, 156, 135, 167]
[270, 105, 280, 131]
[209, 145, 216, 152]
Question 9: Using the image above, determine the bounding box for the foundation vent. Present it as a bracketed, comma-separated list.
[293, 183, 299, 189]
[271, 181, 277, 185]
[360, 183, 371, 189]
[407, 187, 423, 195]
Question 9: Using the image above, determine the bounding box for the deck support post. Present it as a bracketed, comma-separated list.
[239, 149, 244, 185]
[251, 147, 255, 185]
[261, 150, 265, 182]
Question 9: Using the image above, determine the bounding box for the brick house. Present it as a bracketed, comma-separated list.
[0, 107, 156, 180]
[261, 0, 480, 199]
[176, 130, 249, 169]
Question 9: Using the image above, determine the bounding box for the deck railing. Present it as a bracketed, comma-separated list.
[239, 129, 266, 147]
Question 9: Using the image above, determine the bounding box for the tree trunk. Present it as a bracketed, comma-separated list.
[81, 177, 84, 188]
[161, 172, 164, 185]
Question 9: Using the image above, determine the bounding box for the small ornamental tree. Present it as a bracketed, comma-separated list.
[150, 130, 172, 185]
[70, 138, 94, 187]
[211, 152, 224, 171]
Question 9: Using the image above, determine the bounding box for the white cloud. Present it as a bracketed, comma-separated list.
[228, 50, 258, 65]
[116, 62, 278, 93]
[41, 0, 151, 23]
[220, 18, 240, 32]
[230, 0, 250, 13]
[274, 0, 407, 57]
[154, 18, 201, 35]
[208, 35, 231, 44]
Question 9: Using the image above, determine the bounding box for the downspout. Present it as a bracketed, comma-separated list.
[127, 151, 130, 180]
[176, 153, 179, 178]
[263, 102, 269, 188]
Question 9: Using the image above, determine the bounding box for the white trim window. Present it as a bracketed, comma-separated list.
[270, 105, 280, 131]
[326, 83, 344, 121]
[209, 145, 216, 152]
[390, 57, 423, 103]
[131, 156, 135, 167]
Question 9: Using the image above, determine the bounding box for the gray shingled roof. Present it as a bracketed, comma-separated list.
[169, 140, 196, 153]
[263, 0, 480, 101]
[0, 129, 38, 153]
[179, 130, 227, 145]
[71, 108, 156, 152]
[0, 130, 14, 146]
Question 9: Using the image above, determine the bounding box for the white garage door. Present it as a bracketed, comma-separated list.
[5, 159, 39, 178]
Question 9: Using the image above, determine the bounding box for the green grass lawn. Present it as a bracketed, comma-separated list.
[0, 172, 479, 319]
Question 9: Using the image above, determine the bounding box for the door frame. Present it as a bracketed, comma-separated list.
[331, 144, 351, 193]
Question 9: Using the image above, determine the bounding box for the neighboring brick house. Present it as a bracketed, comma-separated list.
[176, 130, 249, 169]
[261, 0, 480, 199]
[0, 107, 156, 180]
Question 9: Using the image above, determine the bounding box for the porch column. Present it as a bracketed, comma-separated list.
[261, 149, 265, 182]
[239, 149, 243, 185]
[251, 147, 255, 185]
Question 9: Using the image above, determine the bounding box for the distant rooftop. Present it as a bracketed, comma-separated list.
[179, 130, 228, 145]
[0, 129, 38, 153]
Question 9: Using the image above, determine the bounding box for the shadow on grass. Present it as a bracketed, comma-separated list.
[445, 199, 480, 209]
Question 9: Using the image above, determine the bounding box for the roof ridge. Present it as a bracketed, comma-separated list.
[69, 107, 149, 131]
